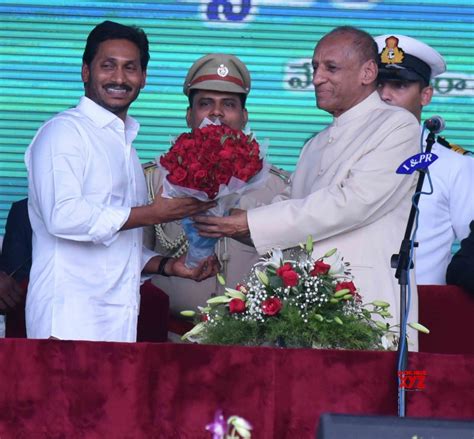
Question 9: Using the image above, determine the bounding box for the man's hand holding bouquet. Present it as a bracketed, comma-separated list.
[158, 119, 269, 267]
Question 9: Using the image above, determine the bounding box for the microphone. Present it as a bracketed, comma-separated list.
[423, 115, 445, 134]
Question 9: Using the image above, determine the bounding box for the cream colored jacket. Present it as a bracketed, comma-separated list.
[248, 92, 421, 349]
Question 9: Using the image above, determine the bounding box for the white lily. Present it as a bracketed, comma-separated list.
[325, 251, 346, 276]
[227, 415, 252, 438]
[381, 333, 397, 350]
[181, 322, 206, 341]
[256, 248, 284, 268]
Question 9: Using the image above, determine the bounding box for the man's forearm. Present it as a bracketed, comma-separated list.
[121, 205, 158, 230]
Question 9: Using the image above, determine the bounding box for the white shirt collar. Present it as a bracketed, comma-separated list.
[77, 96, 140, 134]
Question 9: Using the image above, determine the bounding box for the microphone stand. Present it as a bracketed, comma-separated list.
[391, 129, 436, 417]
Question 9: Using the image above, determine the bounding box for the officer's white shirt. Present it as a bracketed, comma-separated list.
[25, 97, 155, 341]
[416, 133, 474, 284]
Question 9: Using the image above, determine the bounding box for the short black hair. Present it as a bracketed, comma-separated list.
[82, 20, 150, 70]
[323, 26, 378, 64]
[188, 89, 247, 109]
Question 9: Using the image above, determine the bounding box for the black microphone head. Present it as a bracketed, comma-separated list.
[423, 115, 446, 134]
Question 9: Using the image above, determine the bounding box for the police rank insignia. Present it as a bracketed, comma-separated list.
[380, 36, 405, 65]
[217, 64, 229, 77]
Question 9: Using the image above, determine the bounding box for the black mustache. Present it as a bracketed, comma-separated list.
[104, 84, 132, 92]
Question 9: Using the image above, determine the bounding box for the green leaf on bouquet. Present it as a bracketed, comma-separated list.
[269, 276, 284, 289]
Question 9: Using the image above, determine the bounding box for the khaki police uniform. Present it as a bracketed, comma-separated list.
[143, 53, 290, 315]
[375, 35, 474, 285]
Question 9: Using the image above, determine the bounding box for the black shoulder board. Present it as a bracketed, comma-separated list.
[437, 136, 472, 156]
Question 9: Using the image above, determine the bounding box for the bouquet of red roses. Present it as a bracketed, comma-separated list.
[160, 124, 264, 199]
[159, 121, 269, 267]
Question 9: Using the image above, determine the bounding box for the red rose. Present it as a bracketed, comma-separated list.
[218, 148, 233, 160]
[276, 263, 299, 287]
[310, 260, 331, 276]
[192, 169, 208, 186]
[276, 263, 292, 276]
[167, 166, 188, 185]
[261, 297, 283, 316]
[229, 298, 246, 314]
[281, 270, 299, 287]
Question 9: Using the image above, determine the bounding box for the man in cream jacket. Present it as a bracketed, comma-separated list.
[195, 27, 421, 349]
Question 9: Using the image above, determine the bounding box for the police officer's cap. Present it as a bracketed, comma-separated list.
[375, 34, 446, 84]
[183, 53, 251, 96]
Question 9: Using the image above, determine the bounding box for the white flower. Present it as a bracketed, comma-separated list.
[181, 322, 206, 341]
[324, 251, 346, 276]
[381, 333, 397, 350]
[227, 415, 252, 438]
[256, 248, 284, 268]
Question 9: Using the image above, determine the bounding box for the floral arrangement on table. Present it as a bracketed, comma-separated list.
[182, 237, 428, 350]
[159, 120, 269, 267]
[206, 410, 252, 439]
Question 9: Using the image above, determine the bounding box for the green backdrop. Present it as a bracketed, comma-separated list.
[1, 0, 473, 233]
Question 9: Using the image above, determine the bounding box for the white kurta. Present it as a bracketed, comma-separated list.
[25, 97, 154, 342]
[248, 92, 420, 348]
[416, 138, 474, 285]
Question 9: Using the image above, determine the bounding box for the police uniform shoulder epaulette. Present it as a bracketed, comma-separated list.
[437, 136, 472, 156]
[269, 165, 291, 185]
[142, 160, 158, 173]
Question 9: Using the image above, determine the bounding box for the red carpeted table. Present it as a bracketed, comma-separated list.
[0, 339, 472, 438]
[1, 285, 472, 438]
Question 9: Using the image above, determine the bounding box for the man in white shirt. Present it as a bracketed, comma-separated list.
[25, 21, 217, 342]
[375, 34, 474, 285]
[195, 26, 421, 348]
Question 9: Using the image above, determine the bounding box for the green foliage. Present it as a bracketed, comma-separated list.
[183, 245, 396, 351]
[202, 302, 385, 350]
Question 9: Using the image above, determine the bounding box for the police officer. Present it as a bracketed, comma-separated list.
[143, 53, 290, 318]
[375, 34, 474, 285]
